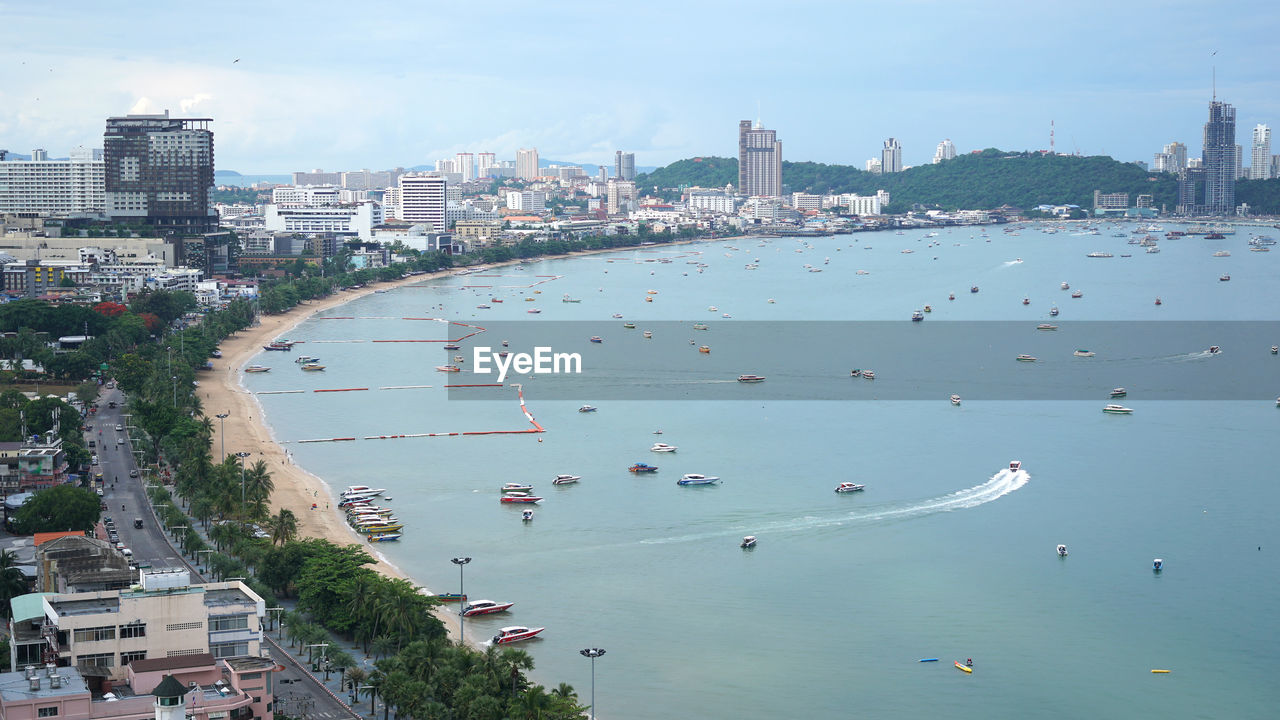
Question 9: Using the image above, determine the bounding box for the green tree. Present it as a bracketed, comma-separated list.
[11, 485, 101, 534]
[0, 550, 30, 618]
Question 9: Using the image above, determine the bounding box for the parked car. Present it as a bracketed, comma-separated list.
[115, 424, 123, 431]
[129, 469, 138, 478]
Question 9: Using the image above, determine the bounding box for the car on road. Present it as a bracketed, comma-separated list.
[88, 440, 95, 448]
[115, 424, 124, 431]
[129, 469, 138, 478]
[108, 401, 117, 409]
[133, 518, 143, 529]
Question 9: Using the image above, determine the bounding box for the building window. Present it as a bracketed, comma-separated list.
[76, 653, 115, 668]
[37, 708, 58, 718]
[120, 650, 147, 665]
[210, 642, 249, 659]
[209, 615, 249, 632]
[119, 623, 146, 639]
[73, 626, 116, 643]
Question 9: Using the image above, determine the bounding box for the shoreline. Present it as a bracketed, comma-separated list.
[196, 236, 742, 643]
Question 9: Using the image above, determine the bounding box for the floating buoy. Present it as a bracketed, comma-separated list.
[1151, 669, 1170, 674]
[919, 658, 938, 663]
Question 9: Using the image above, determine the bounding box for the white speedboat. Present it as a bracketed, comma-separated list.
[1009, 460, 1022, 472]
[1102, 404, 1134, 414]
[1110, 388, 1127, 398]
[522, 509, 534, 522]
[1016, 354, 1037, 362]
[501, 483, 534, 493]
[1208, 346, 1221, 354]
[1057, 544, 1068, 557]
[552, 474, 581, 485]
[492, 626, 544, 645]
[737, 375, 766, 383]
[1037, 324, 1058, 330]
[244, 365, 271, 373]
[678, 474, 720, 486]
[740, 535, 757, 549]
[834, 482, 865, 493]
[462, 600, 514, 617]
[578, 405, 598, 412]
[1073, 349, 1096, 357]
[950, 395, 961, 406]
[650, 443, 678, 453]
[341, 488, 385, 499]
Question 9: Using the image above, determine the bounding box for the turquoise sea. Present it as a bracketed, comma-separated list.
[244, 222, 1280, 718]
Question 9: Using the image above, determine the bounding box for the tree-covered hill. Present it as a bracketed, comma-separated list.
[636, 151, 1280, 213]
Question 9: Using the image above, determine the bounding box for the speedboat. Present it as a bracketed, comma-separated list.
[1073, 349, 1095, 357]
[1071, 291, 1083, 298]
[1110, 388, 1127, 398]
[1219, 274, 1230, 282]
[912, 310, 924, 321]
[1016, 354, 1037, 362]
[1022, 297, 1030, 305]
[1102, 404, 1134, 414]
[462, 600, 514, 617]
[501, 483, 533, 493]
[1009, 460, 1021, 472]
[1208, 345, 1221, 354]
[589, 336, 603, 343]
[948, 293, 955, 300]
[698, 345, 711, 353]
[499, 493, 543, 504]
[436, 365, 462, 372]
[623, 322, 636, 329]
[692, 323, 709, 330]
[862, 370, 875, 379]
[835, 482, 865, 493]
[1061, 282, 1070, 290]
[492, 626, 544, 645]
[737, 375, 766, 383]
[355, 521, 405, 534]
[678, 474, 720, 486]
[552, 474, 581, 485]
[1037, 324, 1058, 330]
[650, 443, 678, 453]
[1057, 544, 1068, 557]
[344, 485, 378, 496]
[527, 308, 542, 314]
[612, 313, 623, 319]
[1050, 306, 1060, 316]
[643, 330, 653, 338]
[740, 535, 757, 549]
[434, 593, 467, 603]
[301, 363, 326, 371]
[578, 405, 598, 412]
[367, 533, 402, 543]
[970, 286, 979, 293]
[264, 343, 292, 351]
[522, 509, 534, 522]
[950, 394, 961, 406]
[1155, 297, 1162, 305]
[629, 463, 658, 473]
[443, 344, 461, 350]
[295, 356, 320, 363]
[1272, 346, 1278, 355]
[244, 365, 271, 373]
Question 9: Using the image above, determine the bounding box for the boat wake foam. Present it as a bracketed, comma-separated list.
[641, 469, 1029, 545]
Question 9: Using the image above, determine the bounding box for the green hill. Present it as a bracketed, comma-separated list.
[636, 151, 1280, 213]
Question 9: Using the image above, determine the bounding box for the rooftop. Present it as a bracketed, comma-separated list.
[0, 667, 89, 703]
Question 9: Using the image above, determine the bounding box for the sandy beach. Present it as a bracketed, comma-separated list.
[195, 239, 739, 640]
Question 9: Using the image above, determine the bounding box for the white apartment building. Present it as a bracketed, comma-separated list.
[454, 152, 474, 182]
[688, 192, 736, 214]
[846, 194, 883, 215]
[0, 148, 105, 216]
[933, 139, 956, 163]
[506, 190, 546, 212]
[446, 200, 500, 225]
[865, 158, 882, 174]
[398, 174, 447, 231]
[477, 153, 496, 178]
[607, 180, 636, 215]
[1250, 125, 1272, 180]
[790, 193, 822, 211]
[516, 149, 540, 180]
[144, 268, 203, 293]
[881, 138, 903, 174]
[262, 201, 382, 240]
[382, 186, 401, 219]
[271, 185, 341, 207]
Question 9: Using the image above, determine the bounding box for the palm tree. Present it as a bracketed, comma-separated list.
[268, 508, 297, 546]
[517, 685, 552, 719]
[344, 666, 368, 695]
[550, 683, 576, 701]
[370, 635, 397, 660]
[0, 550, 29, 617]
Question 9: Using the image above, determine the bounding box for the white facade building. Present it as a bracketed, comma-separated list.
[606, 180, 636, 215]
[454, 153, 475, 182]
[398, 174, 447, 231]
[846, 194, 883, 215]
[865, 158, 882, 174]
[262, 202, 382, 240]
[790, 193, 822, 211]
[0, 147, 105, 216]
[881, 138, 903, 174]
[477, 153, 496, 178]
[446, 200, 501, 225]
[1250, 125, 1272, 180]
[506, 190, 546, 212]
[516, 148, 540, 180]
[270, 185, 343, 208]
[688, 192, 736, 214]
[933, 139, 956, 163]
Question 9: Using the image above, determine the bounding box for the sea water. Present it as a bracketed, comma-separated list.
[245, 223, 1280, 718]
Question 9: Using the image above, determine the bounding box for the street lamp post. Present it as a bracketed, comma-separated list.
[579, 648, 606, 720]
[235, 451, 251, 529]
[215, 413, 229, 462]
[451, 557, 471, 643]
[171, 375, 177, 407]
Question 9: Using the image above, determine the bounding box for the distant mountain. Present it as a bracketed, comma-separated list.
[214, 169, 243, 176]
[637, 151, 1201, 211]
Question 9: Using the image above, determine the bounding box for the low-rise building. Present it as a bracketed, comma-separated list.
[262, 202, 382, 241]
[0, 438, 69, 493]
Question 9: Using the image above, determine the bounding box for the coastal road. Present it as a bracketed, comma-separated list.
[92, 386, 364, 720]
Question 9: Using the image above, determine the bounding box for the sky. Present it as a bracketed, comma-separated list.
[3, 1, 1279, 174]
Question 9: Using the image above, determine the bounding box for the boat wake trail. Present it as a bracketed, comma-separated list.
[640, 469, 1029, 545]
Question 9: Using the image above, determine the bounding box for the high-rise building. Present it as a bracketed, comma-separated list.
[516, 148, 540, 180]
[865, 158, 882, 174]
[477, 152, 497, 178]
[1234, 144, 1245, 180]
[1153, 141, 1188, 174]
[398, 174, 447, 231]
[454, 152, 474, 182]
[615, 151, 636, 181]
[1250, 125, 1271, 180]
[435, 158, 456, 174]
[606, 179, 636, 215]
[0, 147, 105, 215]
[881, 138, 903, 174]
[932, 139, 956, 164]
[1201, 100, 1236, 214]
[737, 120, 782, 197]
[1273, 154, 1280, 179]
[104, 111, 216, 233]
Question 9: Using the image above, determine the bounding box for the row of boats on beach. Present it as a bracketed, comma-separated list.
[340, 486, 403, 542]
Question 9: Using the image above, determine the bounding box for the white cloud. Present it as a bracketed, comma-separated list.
[179, 93, 213, 113]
